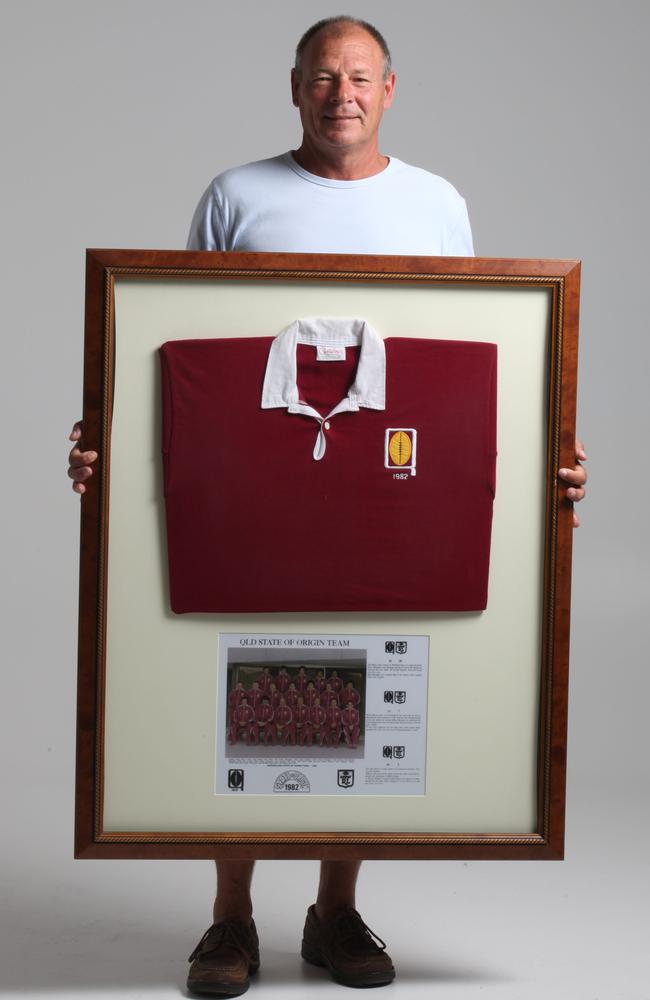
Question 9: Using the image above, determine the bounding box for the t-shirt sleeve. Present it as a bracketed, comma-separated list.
[444, 196, 475, 257]
[186, 181, 228, 251]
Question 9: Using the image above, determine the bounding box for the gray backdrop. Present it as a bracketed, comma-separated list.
[1, 1, 648, 997]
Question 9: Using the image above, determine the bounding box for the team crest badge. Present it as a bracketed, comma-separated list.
[385, 428, 417, 476]
[228, 769, 244, 791]
[337, 769, 355, 788]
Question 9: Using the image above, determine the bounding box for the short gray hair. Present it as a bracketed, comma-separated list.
[294, 16, 392, 81]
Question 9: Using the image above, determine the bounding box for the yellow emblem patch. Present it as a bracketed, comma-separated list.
[388, 431, 412, 467]
[384, 428, 417, 476]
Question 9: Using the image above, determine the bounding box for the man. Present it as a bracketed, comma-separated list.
[276, 666, 290, 693]
[309, 695, 327, 746]
[284, 681, 299, 707]
[68, 15, 587, 997]
[227, 681, 246, 714]
[252, 696, 274, 746]
[295, 666, 309, 693]
[322, 697, 343, 748]
[228, 697, 255, 748]
[274, 696, 295, 746]
[256, 667, 273, 695]
[246, 681, 262, 710]
[303, 680, 318, 708]
[186, 19, 472, 256]
[294, 694, 312, 748]
[312, 670, 327, 693]
[341, 700, 361, 750]
[328, 669, 343, 693]
[266, 681, 280, 710]
[339, 680, 360, 709]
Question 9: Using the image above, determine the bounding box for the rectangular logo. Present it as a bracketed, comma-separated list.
[385, 428, 417, 476]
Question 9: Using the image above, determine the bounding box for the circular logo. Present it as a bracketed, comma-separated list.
[273, 770, 311, 793]
[389, 431, 412, 466]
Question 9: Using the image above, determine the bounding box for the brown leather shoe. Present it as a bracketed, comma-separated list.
[187, 919, 260, 996]
[301, 905, 395, 987]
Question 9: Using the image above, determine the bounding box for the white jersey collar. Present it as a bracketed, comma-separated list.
[261, 317, 386, 412]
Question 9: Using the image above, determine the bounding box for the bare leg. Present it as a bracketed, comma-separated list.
[213, 860, 255, 923]
[315, 860, 362, 920]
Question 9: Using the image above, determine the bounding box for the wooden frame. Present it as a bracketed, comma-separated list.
[75, 249, 580, 860]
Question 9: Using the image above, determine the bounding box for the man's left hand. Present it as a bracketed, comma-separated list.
[558, 439, 587, 528]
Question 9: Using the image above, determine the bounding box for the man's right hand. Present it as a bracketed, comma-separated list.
[68, 421, 97, 495]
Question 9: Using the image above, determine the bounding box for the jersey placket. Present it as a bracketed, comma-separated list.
[288, 396, 359, 460]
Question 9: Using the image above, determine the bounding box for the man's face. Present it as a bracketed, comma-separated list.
[291, 26, 395, 157]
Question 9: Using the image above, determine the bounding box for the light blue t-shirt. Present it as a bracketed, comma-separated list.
[187, 152, 473, 256]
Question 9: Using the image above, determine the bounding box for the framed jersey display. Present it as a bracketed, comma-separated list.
[75, 249, 580, 861]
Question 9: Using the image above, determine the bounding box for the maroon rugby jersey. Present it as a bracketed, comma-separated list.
[160, 327, 496, 612]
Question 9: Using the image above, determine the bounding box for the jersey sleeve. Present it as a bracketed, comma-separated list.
[186, 181, 228, 251]
[444, 196, 475, 257]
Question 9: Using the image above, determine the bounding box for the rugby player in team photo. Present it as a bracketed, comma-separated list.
[225, 655, 366, 757]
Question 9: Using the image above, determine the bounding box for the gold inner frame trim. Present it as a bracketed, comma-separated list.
[95, 832, 549, 845]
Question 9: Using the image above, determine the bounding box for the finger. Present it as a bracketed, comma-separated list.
[68, 465, 94, 483]
[572, 510, 580, 528]
[567, 486, 585, 502]
[68, 447, 97, 467]
[558, 466, 587, 486]
[72, 481, 86, 495]
[69, 420, 83, 442]
[575, 438, 587, 461]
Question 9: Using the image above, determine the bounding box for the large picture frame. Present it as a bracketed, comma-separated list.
[75, 249, 580, 860]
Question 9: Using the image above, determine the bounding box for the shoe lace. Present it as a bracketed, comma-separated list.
[188, 920, 254, 963]
[332, 907, 388, 954]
